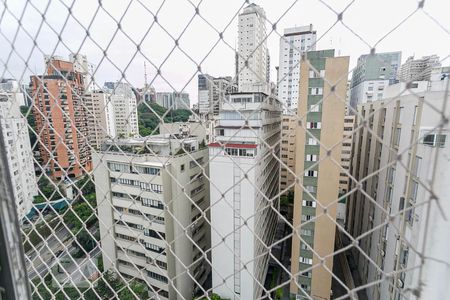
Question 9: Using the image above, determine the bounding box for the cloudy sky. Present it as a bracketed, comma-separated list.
[0, 0, 449, 104]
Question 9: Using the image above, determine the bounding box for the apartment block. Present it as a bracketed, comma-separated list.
[290, 49, 349, 300]
[336, 115, 355, 223]
[0, 92, 37, 219]
[237, 3, 269, 94]
[280, 115, 297, 193]
[278, 25, 317, 114]
[350, 51, 401, 111]
[31, 56, 91, 179]
[346, 76, 449, 300]
[93, 133, 210, 300]
[0, 79, 26, 106]
[398, 55, 440, 83]
[209, 92, 282, 299]
[198, 74, 237, 116]
[104, 82, 139, 138]
[156, 92, 190, 110]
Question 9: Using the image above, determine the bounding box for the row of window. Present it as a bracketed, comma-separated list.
[110, 177, 164, 194]
[112, 191, 164, 210]
[108, 162, 161, 175]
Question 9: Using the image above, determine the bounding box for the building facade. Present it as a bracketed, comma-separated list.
[290, 50, 349, 300]
[277, 25, 317, 114]
[346, 77, 449, 300]
[94, 134, 210, 300]
[237, 3, 269, 94]
[198, 74, 236, 116]
[83, 91, 116, 149]
[280, 115, 297, 193]
[156, 92, 190, 110]
[104, 82, 139, 138]
[349, 51, 402, 111]
[209, 92, 282, 299]
[69, 53, 95, 91]
[397, 55, 440, 83]
[336, 115, 355, 223]
[0, 92, 37, 219]
[31, 56, 92, 179]
[0, 79, 26, 106]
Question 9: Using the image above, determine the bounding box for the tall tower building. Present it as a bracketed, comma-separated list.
[346, 77, 449, 300]
[277, 25, 317, 114]
[209, 92, 282, 299]
[69, 53, 95, 91]
[350, 51, 401, 111]
[0, 91, 37, 219]
[397, 54, 440, 83]
[290, 50, 349, 300]
[83, 91, 117, 149]
[237, 3, 269, 94]
[94, 133, 210, 300]
[104, 82, 139, 138]
[280, 115, 297, 193]
[31, 56, 92, 180]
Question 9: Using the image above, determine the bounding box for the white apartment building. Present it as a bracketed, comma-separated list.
[198, 74, 237, 116]
[0, 79, 26, 106]
[93, 133, 210, 300]
[104, 82, 139, 138]
[70, 53, 95, 91]
[277, 25, 316, 114]
[84, 91, 116, 149]
[0, 92, 37, 219]
[347, 76, 450, 300]
[237, 3, 269, 94]
[398, 55, 440, 83]
[209, 92, 282, 299]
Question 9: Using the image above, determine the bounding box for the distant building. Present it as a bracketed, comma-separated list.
[69, 54, 95, 91]
[346, 77, 449, 300]
[277, 25, 317, 114]
[83, 91, 116, 149]
[0, 91, 37, 219]
[398, 55, 440, 82]
[93, 133, 210, 300]
[198, 74, 236, 116]
[0, 79, 26, 106]
[104, 82, 139, 138]
[237, 3, 269, 94]
[349, 51, 401, 111]
[156, 92, 190, 110]
[280, 115, 297, 193]
[290, 49, 349, 300]
[31, 56, 92, 179]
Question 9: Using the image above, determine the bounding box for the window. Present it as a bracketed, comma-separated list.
[300, 257, 313, 265]
[144, 228, 165, 240]
[306, 154, 317, 162]
[304, 170, 318, 177]
[142, 197, 164, 209]
[180, 164, 185, 172]
[394, 128, 401, 146]
[147, 271, 168, 283]
[300, 229, 313, 236]
[302, 200, 316, 208]
[413, 156, 422, 177]
[307, 138, 318, 145]
[309, 87, 323, 95]
[309, 104, 320, 112]
[423, 134, 446, 147]
[304, 186, 316, 193]
[301, 214, 313, 222]
[144, 242, 165, 254]
[306, 122, 321, 129]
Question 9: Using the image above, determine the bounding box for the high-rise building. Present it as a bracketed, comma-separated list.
[0, 79, 26, 106]
[69, 53, 95, 91]
[336, 115, 355, 223]
[155, 92, 190, 110]
[93, 133, 210, 300]
[290, 49, 349, 300]
[209, 92, 282, 299]
[83, 91, 116, 149]
[0, 91, 37, 219]
[198, 74, 237, 116]
[346, 76, 449, 300]
[398, 54, 440, 83]
[280, 115, 297, 193]
[349, 51, 402, 111]
[277, 25, 317, 114]
[31, 56, 92, 180]
[104, 82, 139, 138]
[237, 3, 269, 94]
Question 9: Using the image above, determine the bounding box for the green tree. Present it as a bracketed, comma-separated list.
[34, 177, 64, 203]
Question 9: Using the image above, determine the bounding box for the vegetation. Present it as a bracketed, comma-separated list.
[280, 190, 294, 207]
[20, 105, 37, 146]
[23, 218, 61, 252]
[194, 293, 230, 300]
[33, 177, 65, 203]
[138, 102, 192, 136]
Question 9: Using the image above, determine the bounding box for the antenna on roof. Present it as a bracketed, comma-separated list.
[144, 61, 148, 88]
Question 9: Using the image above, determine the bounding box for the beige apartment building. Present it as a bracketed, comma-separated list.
[290, 49, 349, 300]
[280, 115, 297, 193]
